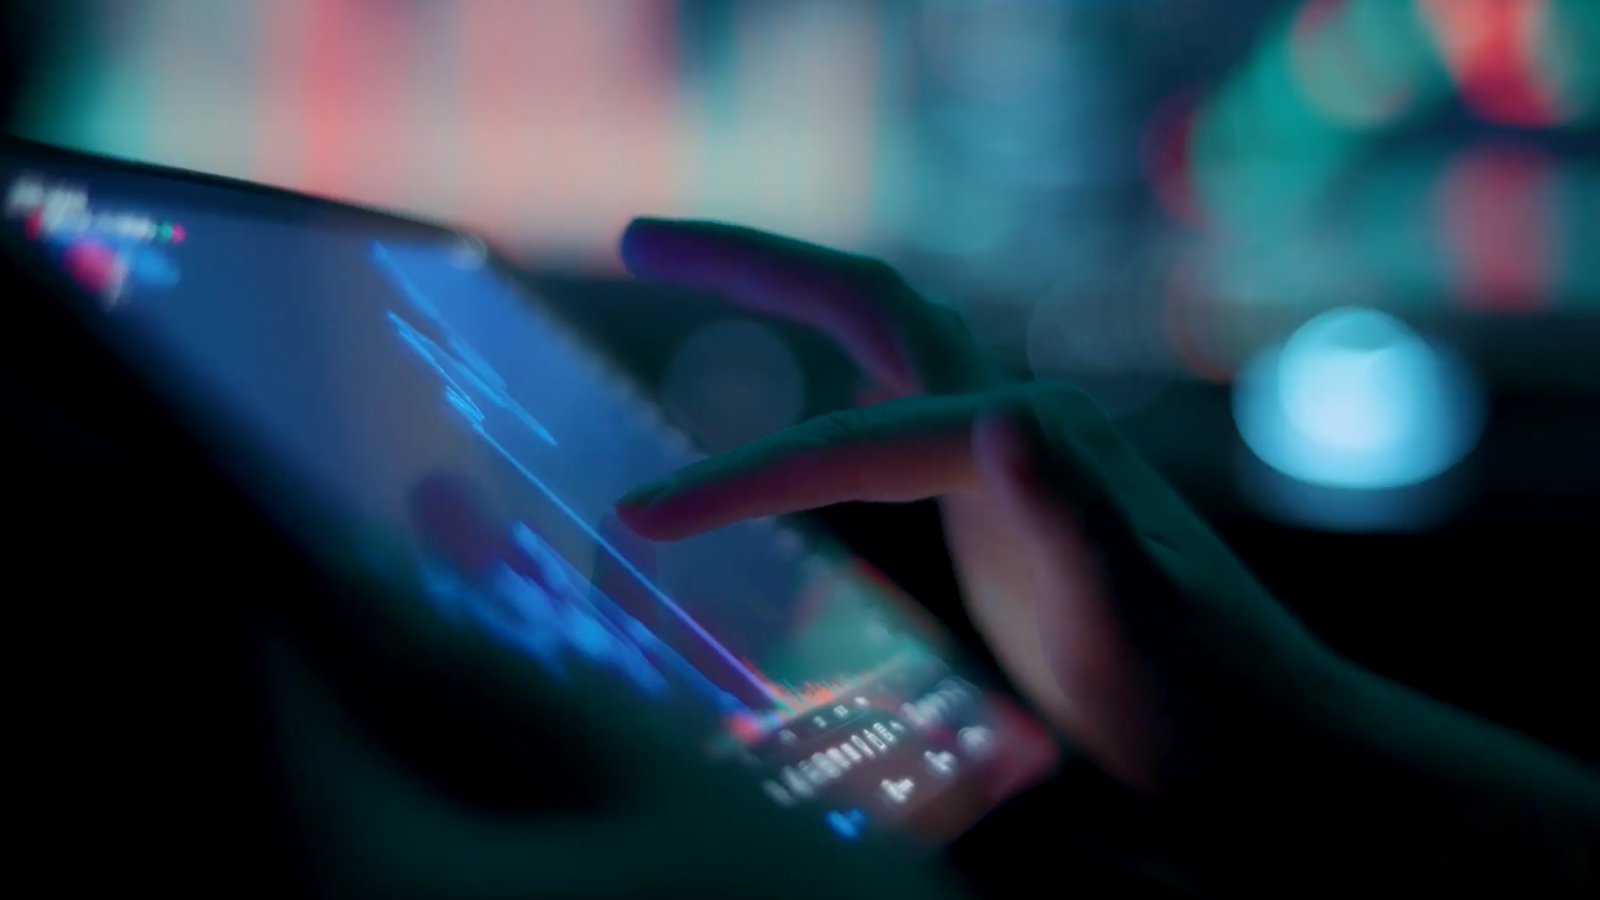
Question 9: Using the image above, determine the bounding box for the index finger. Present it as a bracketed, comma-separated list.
[614, 392, 1018, 540]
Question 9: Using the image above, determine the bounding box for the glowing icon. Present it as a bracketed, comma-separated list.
[778, 729, 797, 744]
[781, 766, 814, 799]
[840, 742, 863, 764]
[908, 695, 948, 727]
[762, 779, 795, 808]
[827, 748, 851, 771]
[880, 778, 915, 805]
[812, 752, 842, 780]
[62, 239, 125, 302]
[826, 808, 868, 841]
[799, 759, 827, 786]
[925, 750, 958, 778]
[130, 246, 180, 289]
[852, 735, 876, 759]
[958, 726, 995, 759]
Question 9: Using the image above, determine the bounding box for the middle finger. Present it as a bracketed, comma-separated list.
[620, 218, 1000, 397]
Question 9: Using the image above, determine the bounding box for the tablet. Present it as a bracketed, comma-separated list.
[0, 140, 1058, 846]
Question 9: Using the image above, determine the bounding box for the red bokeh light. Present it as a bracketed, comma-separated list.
[1436, 144, 1554, 312]
[1142, 89, 1206, 228]
[62, 239, 121, 296]
[1419, 0, 1561, 128]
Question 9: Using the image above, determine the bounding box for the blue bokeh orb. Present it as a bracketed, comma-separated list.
[1233, 307, 1485, 490]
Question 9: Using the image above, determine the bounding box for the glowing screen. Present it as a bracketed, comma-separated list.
[1, 149, 1056, 846]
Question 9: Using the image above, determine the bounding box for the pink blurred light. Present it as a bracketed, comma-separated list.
[255, 0, 310, 187]
[1142, 89, 1205, 227]
[63, 240, 121, 297]
[302, 0, 418, 205]
[460, 0, 679, 256]
[1436, 144, 1554, 312]
[1419, 0, 1562, 128]
[85, 0, 871, 263]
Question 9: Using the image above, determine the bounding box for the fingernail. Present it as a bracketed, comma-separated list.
[619, 217, 673, 271]
[615, 478, 673, 509]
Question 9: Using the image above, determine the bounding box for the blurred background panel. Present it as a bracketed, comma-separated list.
[15, 0, 895, 257]
[10, 0, 1599, 531]
[8, 0, 1600, 766]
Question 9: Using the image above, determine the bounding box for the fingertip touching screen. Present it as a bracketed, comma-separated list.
[1, 148, 1059, 846]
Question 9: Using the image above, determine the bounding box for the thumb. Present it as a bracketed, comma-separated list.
[971, 414, 1167, 794]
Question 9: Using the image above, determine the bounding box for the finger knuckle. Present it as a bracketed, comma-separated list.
[1030, 380, 1093, 409]
[929, 303, 970, 332]
[1026, 381, 1123, 460]
[849, 256, 908, 295]
[808, 409, 865, 449]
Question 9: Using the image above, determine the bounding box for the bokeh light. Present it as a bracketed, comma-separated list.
[1289, 0, 1431, 130]
[1535, 0, 1600, 123]
[1417, 0, 1599, 128]
[15, 0, 889, 264]
[1026, 268, 1167, 376]
[1184, 0, 1382, 238]
[1233, 307, 1486, 490]
[14, 0, 1597, 439]
[1435, 144, 1556, 313]
[1026, 267, 1175, 416]
[1141, 90, 1204, 227]
[661, 320, 807, 453]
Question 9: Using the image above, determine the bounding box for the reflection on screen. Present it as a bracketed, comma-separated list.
[4, 164, 1056, 844]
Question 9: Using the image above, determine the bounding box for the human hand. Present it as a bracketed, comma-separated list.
[611, 218, 1356, 797]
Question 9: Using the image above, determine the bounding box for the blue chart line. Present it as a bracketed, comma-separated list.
[505, 521, 743, 711]
[388, 312, 557, 445]
[372, 241, 779, 706]
[372, 242, 555, 446]
[510, 523, 745, 711]
[472, 423, 777, 704]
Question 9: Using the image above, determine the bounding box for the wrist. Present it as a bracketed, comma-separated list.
[1165, 655, 1600, 893]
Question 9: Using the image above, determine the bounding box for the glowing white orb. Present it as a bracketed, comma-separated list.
[1233, 307, 1484, 490]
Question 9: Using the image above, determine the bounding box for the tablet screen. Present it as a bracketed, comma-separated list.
[2, 152, 1058, 845]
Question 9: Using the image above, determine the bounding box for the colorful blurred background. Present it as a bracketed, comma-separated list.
[10, 0, 1599, 531]
[7, 0, 1600, 780]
